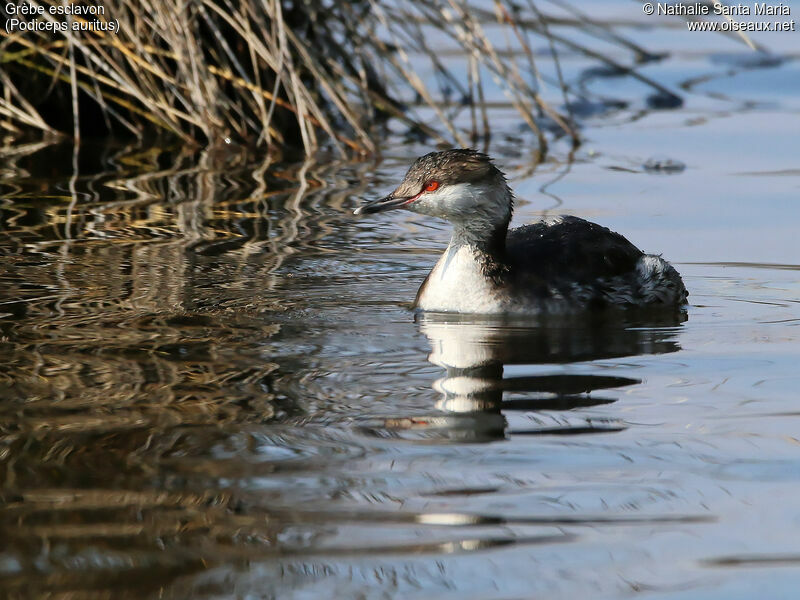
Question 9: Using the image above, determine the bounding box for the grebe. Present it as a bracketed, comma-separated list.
[354, 149, 687, 314]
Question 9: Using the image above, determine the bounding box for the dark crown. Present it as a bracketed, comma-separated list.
[403, 149, 504, 187]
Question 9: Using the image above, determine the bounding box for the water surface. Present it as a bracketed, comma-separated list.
[2, 4, 800, 598]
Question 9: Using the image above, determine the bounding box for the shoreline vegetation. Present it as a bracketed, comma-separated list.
[2, 1, 688, 158]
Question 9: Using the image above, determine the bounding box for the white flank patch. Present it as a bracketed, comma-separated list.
[541, 215, 564, 226]
[636, 254, 676, 303]
[637, 254, 667, 278]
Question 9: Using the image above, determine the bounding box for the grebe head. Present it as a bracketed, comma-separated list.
[354, 149, 513, 235]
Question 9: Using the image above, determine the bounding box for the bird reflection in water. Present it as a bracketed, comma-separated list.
[363, 311, 685, 443]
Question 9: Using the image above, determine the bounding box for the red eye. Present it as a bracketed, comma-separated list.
[425, 181, 439, 192]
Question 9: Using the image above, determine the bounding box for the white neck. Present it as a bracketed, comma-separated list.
[415, 244, 505, 314]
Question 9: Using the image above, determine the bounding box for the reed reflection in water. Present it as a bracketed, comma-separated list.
[0, 141, 379, 595]
[0, 141, 705, 599]
[5, 123, 800, 598]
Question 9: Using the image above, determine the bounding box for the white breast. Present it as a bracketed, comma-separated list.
[415, 245, 505, 314]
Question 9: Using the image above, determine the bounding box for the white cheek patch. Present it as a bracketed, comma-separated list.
[431, 183, 475, 208]
[413, 183, 474, 217]
[415, 182, 507, 223]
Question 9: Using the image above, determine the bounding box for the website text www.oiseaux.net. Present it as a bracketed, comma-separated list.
[686, 19, 795, 32]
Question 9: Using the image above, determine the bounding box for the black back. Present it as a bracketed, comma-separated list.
[503, 216, 644, 297]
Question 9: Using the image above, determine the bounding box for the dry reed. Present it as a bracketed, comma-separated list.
[1, 1, 681, 156]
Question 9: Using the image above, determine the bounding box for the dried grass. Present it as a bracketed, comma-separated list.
[0, 0, 676, 157]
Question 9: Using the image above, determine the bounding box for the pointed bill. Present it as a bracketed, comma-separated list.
[353, 195, 413, 215]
